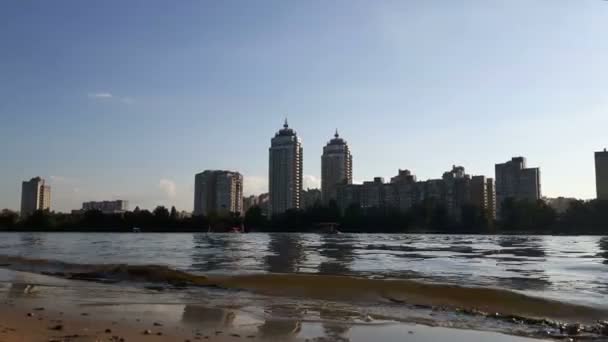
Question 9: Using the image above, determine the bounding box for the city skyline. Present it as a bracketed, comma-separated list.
[2, 1, 608, 212]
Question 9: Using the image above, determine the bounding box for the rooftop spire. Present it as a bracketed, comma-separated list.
[283, 118, 288, 128]
[334, 128, 339, 138]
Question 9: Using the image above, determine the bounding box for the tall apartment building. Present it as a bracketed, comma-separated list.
[269, 120, 303, 216]
[442, 166, 471, 221]
[595, 149, 608, 200]
[20, 177, 51, 217]
[82, 200, 128, 214]
[470, 176, 497, 220]
[194, 170, 243, 216]
[391, 169, 418, 212]
[495, 157, 541, 215]
[321, 130, 352, 204]
[486, 178, 497, 219]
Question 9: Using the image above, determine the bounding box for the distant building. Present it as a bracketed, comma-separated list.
[495, 157, 541, 216]
[257, 193, 270, 216]
[194, 170, 243, 216]
[486, 178, 497, 220]
[20, 177, 51, 217]
[269, 120, 303, 216]
[242, 195, 258, 213]
[321, 130, 352, 204]
[470, 175, 497, 220]
[595, 149, 608, 200]
[544, 197, 577, 214]
[442, 166, 471, 221]
[391, 169, 418, 212]
[337, 167, 494, 222]
[336, 183, 361, 211]
[302, 188, 322, 209]
[82, 200, 128, 214]
[361, 177, 385, 208]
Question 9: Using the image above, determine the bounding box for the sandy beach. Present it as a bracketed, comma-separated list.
[0, 268, 553, 342]
[0, 300, 551, 342]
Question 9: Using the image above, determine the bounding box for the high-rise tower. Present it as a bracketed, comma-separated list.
[321, 130, 352, 204]
[269, 120, 303, 215]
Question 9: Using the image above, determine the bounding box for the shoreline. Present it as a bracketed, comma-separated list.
[0, 269, 553, 342]
[0, 300, 550, 342]
[0, 229, 602, 235]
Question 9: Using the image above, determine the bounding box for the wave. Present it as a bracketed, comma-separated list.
[1, 254, 606, 325]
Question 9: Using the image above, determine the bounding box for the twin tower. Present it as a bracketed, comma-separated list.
[269, 120, 352, 216]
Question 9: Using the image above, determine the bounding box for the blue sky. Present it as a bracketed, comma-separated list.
[1, 0, 607, 212]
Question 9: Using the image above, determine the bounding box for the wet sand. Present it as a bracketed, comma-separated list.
[0, 300, 551, 342]
[0, 268, 556, 341]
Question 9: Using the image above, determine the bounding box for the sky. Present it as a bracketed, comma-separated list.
[1, 0, 608, 212]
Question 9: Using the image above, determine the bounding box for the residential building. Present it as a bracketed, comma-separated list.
[470, 175, 497, 220]
[470, 176, 488, 210]
[194, 170, 243, 216]
[391, 169, 418, 212]
[257, 193, 270, 216]
[302, 188, 322, 208]
[361, 177, 384, 208]
[242, 195, 258, 213]
[82, 200, 128, 214]
[20, 177, 51, 217]
[495, 157, 541, 215]
[336, 184, 361, 211]
[595, 149, 608, 200]
[486, 178, 497, 220]
[544, 197, 577, 214]
[269, 120, 303, 215]
[321, 130, 352, 204]
[442, 166, 471, 221]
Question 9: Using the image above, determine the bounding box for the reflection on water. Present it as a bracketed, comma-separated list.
[598, 237, 608, 265]
[257, 304, 302, 340]
[264, 234, 306, 273]
[318, 235, 356, 275]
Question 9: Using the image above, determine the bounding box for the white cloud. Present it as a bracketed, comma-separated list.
[303, 175, 320, 189]
[159, 179, 177, 199]
[88, 92, 113, 99]
[244, 176, 267, 196]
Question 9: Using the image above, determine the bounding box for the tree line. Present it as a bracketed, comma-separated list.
[1, 199, 608, 234]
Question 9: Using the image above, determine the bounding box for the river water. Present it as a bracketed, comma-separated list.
[1, 233, 607, 339]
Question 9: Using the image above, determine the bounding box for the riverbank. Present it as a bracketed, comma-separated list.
[0, 267, 558, 342]
[0, 291, 549, 342]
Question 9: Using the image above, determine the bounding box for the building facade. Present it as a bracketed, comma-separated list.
[194, 170, 243, 216]
[321, 130, 352, 204]
[302, 188, 322, 209]
[269, 120, 303, 216]
[242, 195, 258, 214]
[495, 157, 541, 215]
[336, 167, 495, 222]
[595, 149, 608, 200]
[82, 200, 128, 214]
[470, 175, 497, 220]
[20, 177, 51, 217]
